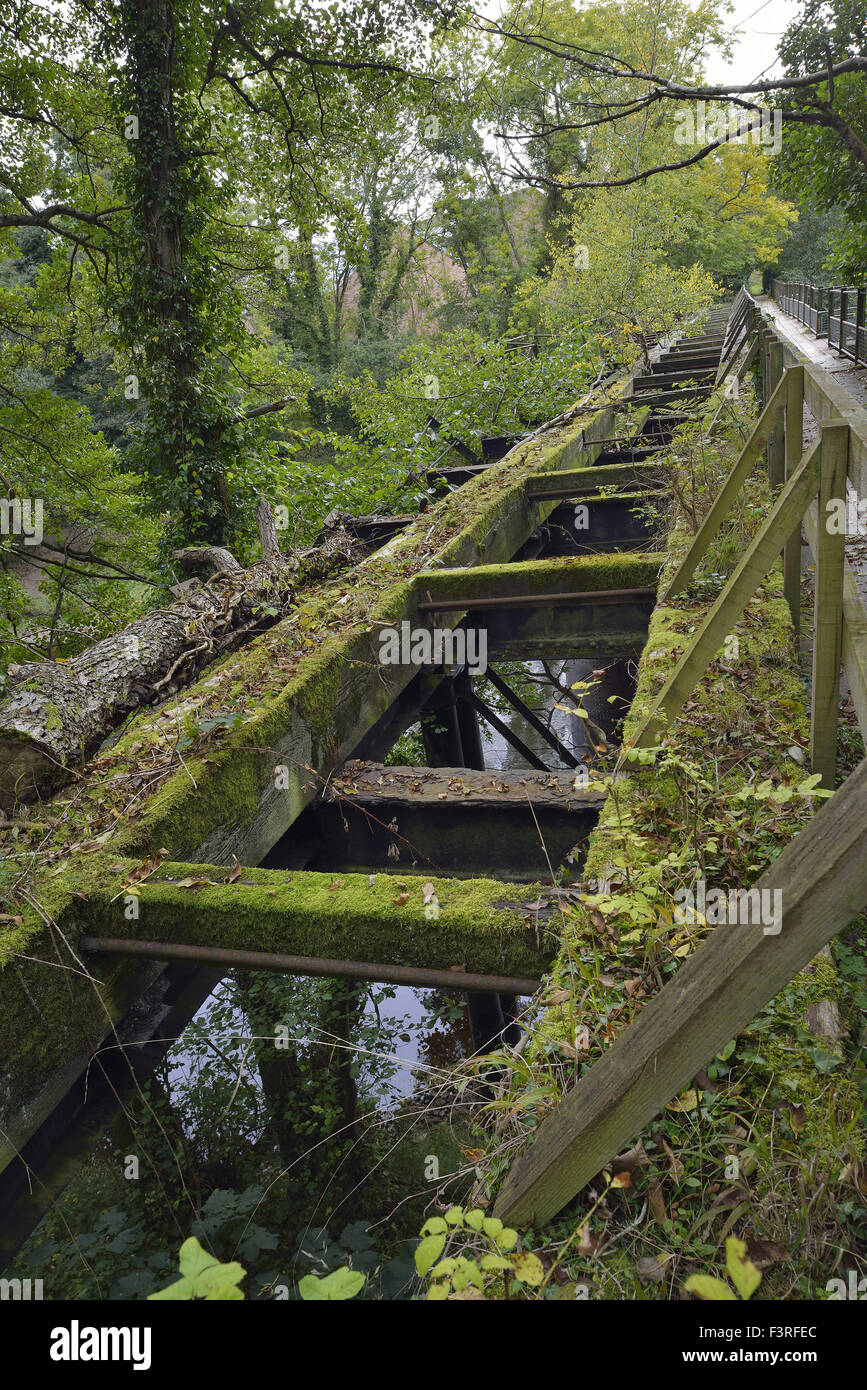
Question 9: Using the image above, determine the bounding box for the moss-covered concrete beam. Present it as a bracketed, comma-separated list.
[415, 553, 665, 605]
[0, 844, 560, 1175]
[75, 858, 560, 978]
[527, 462, 665, 498]
[0, 404, 639, 1171]
[489, 631, 650, 661]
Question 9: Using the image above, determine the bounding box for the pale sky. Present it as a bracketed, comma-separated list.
[703, 0, 801, 85]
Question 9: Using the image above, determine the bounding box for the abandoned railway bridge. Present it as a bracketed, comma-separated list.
[2, 287, 867, 1262]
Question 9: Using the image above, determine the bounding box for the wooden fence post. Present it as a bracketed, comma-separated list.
[664, 368, 800, 601]
[811, 421, 849, 787]
[783, 366, 804, 633]
[767, 341, 785, 488]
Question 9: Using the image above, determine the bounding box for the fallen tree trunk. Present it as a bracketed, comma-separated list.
[0, 522, 362, 808]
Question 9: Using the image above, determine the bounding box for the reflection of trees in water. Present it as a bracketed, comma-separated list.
[480, 656, 637, 770]
[413, 990, 475, 1080]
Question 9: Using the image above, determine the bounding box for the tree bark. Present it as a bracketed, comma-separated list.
[255, 496, 281, 559]
[0, 527, 362, 808]
[173, 546, 242, 577]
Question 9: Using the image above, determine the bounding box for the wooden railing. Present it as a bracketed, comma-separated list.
[638, 289, 867, 783]
[494, 292, 867, 1226]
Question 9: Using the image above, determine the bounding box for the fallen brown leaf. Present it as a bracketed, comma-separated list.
[662, 1138, 685, 1181]
[648, 1180, 668, 1224]
[576, 1223, 599, 1256]
[745, 1234, 790, 1270]
[636, 1253, 672, 1283]
[544, 988, 571, 1006]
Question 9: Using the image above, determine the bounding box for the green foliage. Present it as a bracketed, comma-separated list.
[5, 0, 863, 1312]
[776, 0, 867, 277]
[770, 201, 851, 284]
[542, 184, 720, 359]
[384, 723, 426, 766]
[294, 1221, 417, 1301]
[148, 1237, 246, 1301]
[298, 1267, 365, 1300]
[415, 1206, 544, 1300]
[0, 234, 165, 676]
[147, 1234, 367, 1300]
[684, 1237, 763, 1301]
[322, 326, 595, 506]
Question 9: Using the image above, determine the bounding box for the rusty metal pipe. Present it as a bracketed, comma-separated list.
[417, 586, 656, 614]
[78, 937, 541, 996]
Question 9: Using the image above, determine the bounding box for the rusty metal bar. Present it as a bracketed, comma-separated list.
[577, 436, 640, 448]
[417, 586, 656, 614]
[79, 937, 542, 996]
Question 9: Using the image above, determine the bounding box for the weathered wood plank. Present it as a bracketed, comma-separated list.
[415, 554, 663, 608]
[714, 298, 752, 381]
[495, 754, 867, 1225]
[767, 341, 785, 489]
[657, 354, 721, 372]
[331, 762, 604, 809]
[707, 329, 758, 434]
[635, 436, 822, 746]
[307, 763, 604, 880]
[810, 422, 848, 786]
[621, 388, 714, 410]
[632, 370, 717, 390]
[663, 367, 800, 600]
[803, 506, 867, 744]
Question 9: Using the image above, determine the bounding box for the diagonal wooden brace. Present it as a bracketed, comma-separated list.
[495, 753, 867, 1225]
[663, 366, 803, 601]
[634, 431, 822, 747]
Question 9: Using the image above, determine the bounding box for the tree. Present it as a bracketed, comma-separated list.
[0, 0, 448, 548]
[479, 0, 866, 200]
[540, 182, 718, 363]
[775, 0, 867, 276]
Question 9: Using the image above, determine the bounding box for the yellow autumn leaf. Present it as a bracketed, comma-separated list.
[726, 1237, 762, 1299]
[510, 1252, 545, 1286]
[666, 1089, 699, 1113]
[685, 1274, 736, 1300]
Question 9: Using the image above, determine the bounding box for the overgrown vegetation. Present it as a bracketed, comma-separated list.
[1, 0, 865, 1308]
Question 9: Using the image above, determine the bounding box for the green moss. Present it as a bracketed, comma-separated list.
[74, 859, 556, 978]
[6, 392, 626, 868]
[518, 414, 863, 1217]
[43, 702, 63, 733]
[0, 845, 552, 1178]
[415, 552, 665, 603]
